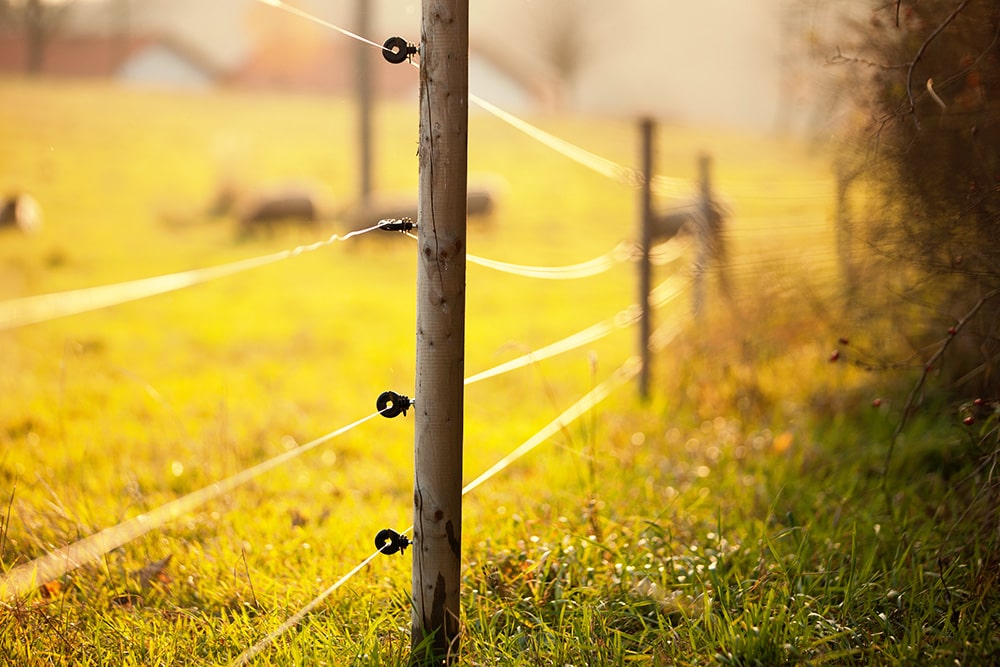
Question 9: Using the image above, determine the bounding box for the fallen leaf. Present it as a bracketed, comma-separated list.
[132, 554, 172, 590]
[39, 580, 62, 599]
[110, 592, 142, 609]
[772, 430, 794, 453]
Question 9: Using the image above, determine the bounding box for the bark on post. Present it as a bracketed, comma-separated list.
[637, 119, 654, 401]
[411, 0, 468, 662]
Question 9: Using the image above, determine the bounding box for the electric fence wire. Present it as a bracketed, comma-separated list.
[227, 546, 384, 667]
[5, 0, 828, 652]
[466, 244, 621, 280]
[252, 0, 830, 202]
[0, 224, 384, 331]
[0, 0, 837, 331]
[0, 273, 688, 602]
[0, 237, 648, 331]
[1, 0, 806, 605]
[464, 275, 688, 386]
[405, 234, 651, 280]
[228, 13, 832, 656]
[466, 241, 687, 277]
[467, 93, 690, 198]
[0, 411, 383, 601]
[230, 353, 655, 667]
[228, 286, 690, 665]
[231, 312, 687, 665]
[255, 0, 390, 51]
[651, 239, 690, 265]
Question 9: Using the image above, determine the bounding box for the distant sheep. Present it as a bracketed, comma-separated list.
[340, 182, 503, 233]
[650, 209, 692, 242]
[210, 183, 327, 238]
[650, 201, 727, 249]
[341, 194, 416, 233]
[467, 186, 496, 217]
[0, 193, 42, 235]
[652, 198, 731, 298]
[238, 191, 317, 232]
[464, 174, 507, 220]
[650, 199, 726, 245]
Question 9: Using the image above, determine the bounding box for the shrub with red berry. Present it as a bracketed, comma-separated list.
[834, 1, 1000, 396]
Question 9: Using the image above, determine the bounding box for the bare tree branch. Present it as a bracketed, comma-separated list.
[884, 287, 1000, 477]
[904, 0, 971, 127]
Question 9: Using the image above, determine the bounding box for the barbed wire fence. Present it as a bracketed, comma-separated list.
[0, 0, 846, 662]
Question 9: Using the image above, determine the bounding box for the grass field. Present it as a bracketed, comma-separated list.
[0, 78, 997, 665]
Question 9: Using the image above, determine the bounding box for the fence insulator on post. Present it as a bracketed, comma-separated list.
[374, 528, 411, 555]
[411, 0, 469, 663]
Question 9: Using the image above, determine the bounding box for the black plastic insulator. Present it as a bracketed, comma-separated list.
[374, 528, 411, 555]
[377, 217, 415, 232]
[377, 391, 411, 418]
[382, 36, 417, 64]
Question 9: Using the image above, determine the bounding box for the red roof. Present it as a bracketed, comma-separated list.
[0, 34, 217, 80]
[227, 38, 417, 99]
[0, 31, 546, 105]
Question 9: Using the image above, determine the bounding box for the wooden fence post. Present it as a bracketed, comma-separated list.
[692, 154, 712, 320]
[411, 0, 468, 663]
[637, 118, 654, 401]
[835, 165, 857, 301]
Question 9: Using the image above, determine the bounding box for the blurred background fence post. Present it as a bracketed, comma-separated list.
[355, 0, 373, 207]
[411, 0, 469, 662]
[637, 118, 654, 401]
[835, 165, 858, 302]
[693, 153, 713, 320]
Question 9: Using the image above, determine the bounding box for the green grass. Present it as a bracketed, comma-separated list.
[1, 78, 997, 665]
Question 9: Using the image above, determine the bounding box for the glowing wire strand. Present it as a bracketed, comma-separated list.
[262, 4, 682, 196]
[650, 241, 688, 266]
[228, 279, 692, 663]
[253, 1, 833, 202]
[465, 95, 692, 199]
[469, 93, 636, 185]
[464, 275, 688, 386]
[14, 0, 705, 650]
[231, 353, 653, 665]
[0, 272, 689, 603]
[0, 225, 382, 331]
[468, 251, 617, 279]
[228, 547, 384, 666]
[404, 233, 631, 280]
[462, 356, 641, 496]
[0, 411, 381, 601]
[254, 0, 390, 51]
